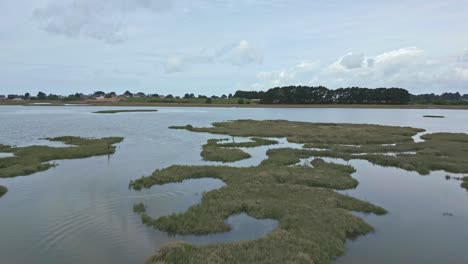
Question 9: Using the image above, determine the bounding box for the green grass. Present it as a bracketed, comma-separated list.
[133, 120, 468, 263]
[462, 177, 468, 190]
[174, 120, 468, 177]
[216, 137, 278, 148]
[93, 109, 158, 114]
[201, 139, 251, 162]
[423, 115, 445, 118]
[133, 202, 146, 213]
[132, 147, 385, 264]
[170, 119, 423, 145]
[124, 97, 252, 105]
[0, 136, 123, 179]
[0, 185, 7, 197]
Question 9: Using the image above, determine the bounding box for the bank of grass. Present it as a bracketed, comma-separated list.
[133, 120, 468, 263]
[93, 109, 158, 114]
[175, 120, 468, 176]
[201, 139, 251, 162]
[216, 137, 278, 148]
[132, 147, 386, 264]
[0, 136, 123, 178]
[462, 177, 468, 190]
[170, 120, 423, 145]
[0, 185, 7, 197]
[423, 115, 445, 118]
[124, 97, 251, 105]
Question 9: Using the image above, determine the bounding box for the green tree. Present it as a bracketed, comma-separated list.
[37, 91, 46, 100]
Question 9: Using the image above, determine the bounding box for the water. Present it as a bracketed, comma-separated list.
[0, 105, 467, 264]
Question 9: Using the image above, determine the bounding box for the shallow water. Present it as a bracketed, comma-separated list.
[0, 105, 468, 264]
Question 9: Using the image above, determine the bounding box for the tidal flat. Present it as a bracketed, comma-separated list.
[2, 106, 468, 264]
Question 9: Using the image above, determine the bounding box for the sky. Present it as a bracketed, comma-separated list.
[1, 0, 468, 96]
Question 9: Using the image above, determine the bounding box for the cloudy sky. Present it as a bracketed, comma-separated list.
[1, 0, 468, 96]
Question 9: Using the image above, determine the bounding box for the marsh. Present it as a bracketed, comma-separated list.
[0, 105, 468, 264]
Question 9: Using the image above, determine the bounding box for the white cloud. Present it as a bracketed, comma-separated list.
[252, 48, 468, 93]
[455, 67, 468, 81]
[460, 50, 468, 62]
[253, 61, 319, 89]
[163, 40, 263, 73]
[33, 0, 173, 44]
[339, 53, 365, 69]
[374, 47, 424, 65]
[231, 40, 263, 65]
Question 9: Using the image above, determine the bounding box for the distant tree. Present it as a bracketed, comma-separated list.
[166, 94, 174, 98]
[93, 91, 105, 97]
[47, 94, 59, 100]
[228, 93, 233, 99]
[205, 98, 212, 104]
[24, 93, 30, 99]
[184, 93, 191, 99]
[237, 98, 245, 104]
[221, 94, 227, 99]
[123, 90, 133, 97]
[104, 92, 116, 98]
[37, 91, 46, 100]
[198, 95, 207, 99]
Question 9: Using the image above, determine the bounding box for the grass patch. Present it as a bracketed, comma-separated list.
[0, 136, 123, 178]
[170, 119, 423, 145]
[423, 115, 445, 118]
[134, 120, 468, 263]
[0, 185, 7, 197]
[216, 137, 278, 148]
[201, 139, 251, 162]
[133, 202, 146, 213]
[93, 109, 158, 114]
[462, 177, 468, 190]
[132, 148, 386, 264]
[176, 120, 468, 177]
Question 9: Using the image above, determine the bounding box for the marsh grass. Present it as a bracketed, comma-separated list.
[0, 136, 123, 178]
[177, 121, 468, 178]
[93, 109, 158, 114]
[201, 139, 251, 162]
[133, 202, 146, 213]
[216, 137, 278, 148]
[170, 119, 423, 145]
[0, 185, 7, 197]
[132, 147, 386, 264]
[134, 120, 468, 263]
[462, 177, 468, 190]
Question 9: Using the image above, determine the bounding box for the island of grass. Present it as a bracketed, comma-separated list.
[199, 137, 277, 162]
[462, 177, 468, 190]
[93, 109, 158, 114]
[132, 150, 386, 264]
[0, 136, 123, 198]
[201, 139, 251, 162]
[423, 115, 445, 118]
[133, 120, 468, 263]
[0, 185, 7, 197]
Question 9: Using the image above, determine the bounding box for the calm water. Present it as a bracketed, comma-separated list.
[0, 105, 467, 264]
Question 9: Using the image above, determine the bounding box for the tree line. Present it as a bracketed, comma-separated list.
[234, 86, 412, 104]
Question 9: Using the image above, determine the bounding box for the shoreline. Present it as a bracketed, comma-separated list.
[2, 101, 468, 110]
